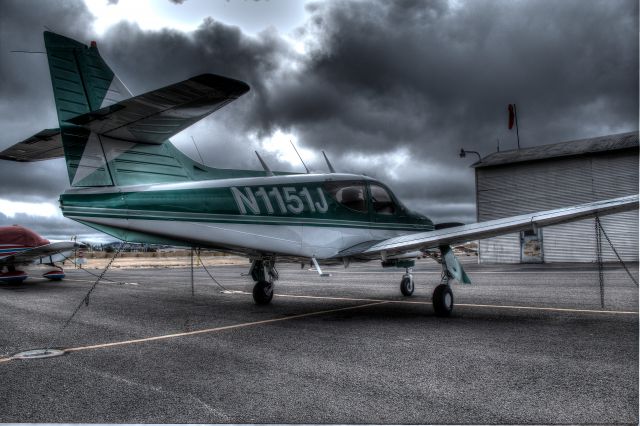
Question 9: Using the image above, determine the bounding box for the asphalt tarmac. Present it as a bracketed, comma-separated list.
[0, 261, 638, 424]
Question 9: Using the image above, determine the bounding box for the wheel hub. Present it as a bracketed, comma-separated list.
[444, 293, 452, 308]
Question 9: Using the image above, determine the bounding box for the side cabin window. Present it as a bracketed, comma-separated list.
[323, 181, 367, 213]
[370, 184, 396, 215]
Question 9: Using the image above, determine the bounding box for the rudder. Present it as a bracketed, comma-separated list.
[44, 31, 131, 122]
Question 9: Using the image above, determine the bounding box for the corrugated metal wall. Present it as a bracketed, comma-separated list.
[478, 234, 520, 263]
[477, 149, 638, 263]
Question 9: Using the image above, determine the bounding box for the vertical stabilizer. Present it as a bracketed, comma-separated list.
[44, 31, 132, 186]
[38, 32, 276, 188]
[44, 31, 131, 123]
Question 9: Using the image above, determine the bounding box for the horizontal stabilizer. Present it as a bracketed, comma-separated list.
[67, 74, 250, 144]
[0, 128, 63, 162]
[363, 194, 639, 256]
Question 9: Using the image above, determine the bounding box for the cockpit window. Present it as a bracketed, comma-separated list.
[370, 184, 396, 215]
[323, 181, 367, 212]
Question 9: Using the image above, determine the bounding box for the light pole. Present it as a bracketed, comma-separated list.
[459, 148, 482, 163]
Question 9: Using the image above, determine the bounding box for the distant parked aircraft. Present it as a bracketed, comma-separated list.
[0, 225, 82, 283]
[0, 32, 637, 314]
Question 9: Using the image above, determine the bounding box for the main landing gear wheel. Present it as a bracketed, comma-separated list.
[252, 280, 274, 305]
[432, 284, 454, 317]
[249, 258, 277, 305]
[400, 276, 414, 296]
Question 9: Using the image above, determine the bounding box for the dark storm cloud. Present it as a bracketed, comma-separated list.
[0, 0, 93, 98]
[267, 0, 638, 160]
[100, 17, 292, 99]
[96, 16, 299, 171]
[0, 0, 637, 239]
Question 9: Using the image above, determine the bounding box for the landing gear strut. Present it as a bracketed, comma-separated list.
[249, 258, 278, 305]
[400, 268, 414, 296]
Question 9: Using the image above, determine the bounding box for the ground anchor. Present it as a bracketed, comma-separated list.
[12, 348, 65, 360]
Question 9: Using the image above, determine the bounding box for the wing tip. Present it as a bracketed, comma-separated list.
[192, 73, 250, 96]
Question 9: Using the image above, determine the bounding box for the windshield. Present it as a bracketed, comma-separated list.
[323, 181, 367, 213]
[370, 184, 397, 215]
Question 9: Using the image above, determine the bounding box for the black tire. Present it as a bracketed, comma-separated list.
[432, 284, 453, 317]
[400, 276, 414, 296]
[252, 280, 274, 305]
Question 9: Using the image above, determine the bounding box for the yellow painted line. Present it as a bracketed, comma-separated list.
[274, 292, 430, 305]
[455, 303, 639, 315]
[306, 270, 638, 275]
[265, 292, 639, 315]
[65, 301, 386, 352]
[63, 278, 139, 285]
[0, 301, 387, 364]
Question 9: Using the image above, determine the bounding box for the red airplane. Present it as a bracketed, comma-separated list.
[0, 225, 83, 283]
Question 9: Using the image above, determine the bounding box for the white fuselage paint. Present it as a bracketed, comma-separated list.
[70, 215, 410, 259]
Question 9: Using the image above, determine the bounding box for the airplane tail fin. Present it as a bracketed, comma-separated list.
[43, 31, 132, 123]
[0, 31, 260, 187]
[46, 31, 163, 187]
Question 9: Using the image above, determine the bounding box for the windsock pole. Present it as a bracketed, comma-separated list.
[514, 104, 520, 149]
[508, 104, 521, 150]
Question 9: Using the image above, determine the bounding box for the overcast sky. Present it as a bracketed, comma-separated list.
[0, 0, 637, 242]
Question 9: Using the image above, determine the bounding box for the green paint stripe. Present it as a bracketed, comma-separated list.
[62, 207, 431, 231]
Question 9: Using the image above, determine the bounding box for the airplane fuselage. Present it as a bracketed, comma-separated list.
[60, 173, 434, 259]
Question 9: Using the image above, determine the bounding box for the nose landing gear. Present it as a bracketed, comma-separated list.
[399, 268, 414, 296]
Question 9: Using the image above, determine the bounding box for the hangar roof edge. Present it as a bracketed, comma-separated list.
[473, 131, 639, 168]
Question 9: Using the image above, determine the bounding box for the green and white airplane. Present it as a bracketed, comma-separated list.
[2, 32, 637, 315]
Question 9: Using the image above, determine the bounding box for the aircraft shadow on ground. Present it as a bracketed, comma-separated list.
[0, 280, 71, 292]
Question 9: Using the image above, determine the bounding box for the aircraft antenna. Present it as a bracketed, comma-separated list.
[255, 151, 274, 176]
[190, 136, 205, 165]
[322, 150, 336, 173]
[290, 140, 310, 174]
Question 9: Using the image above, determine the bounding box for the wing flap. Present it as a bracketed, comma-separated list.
[337, 240, 384, 257]
[67, 74, 250, 144]
[0, 128, 63, 162]
[364, 195, 639, 255]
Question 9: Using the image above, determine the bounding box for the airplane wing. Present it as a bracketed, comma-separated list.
[359, 195, 638, 256]
[0, 128, 63, 162]
[67, 74, 250, 144]
[0, 242, 84, 266]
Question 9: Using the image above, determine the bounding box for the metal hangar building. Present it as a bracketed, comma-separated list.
[473, 131, 638, 263]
